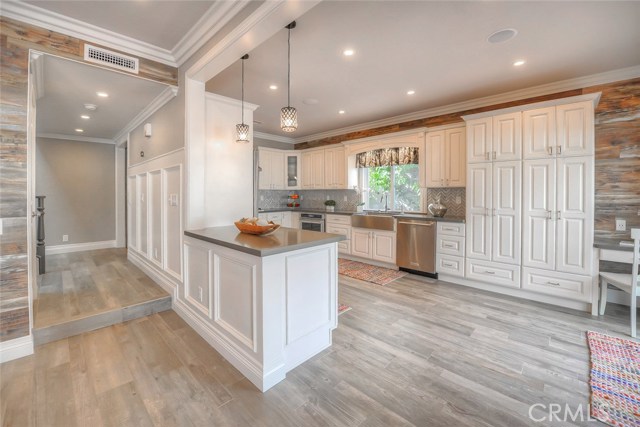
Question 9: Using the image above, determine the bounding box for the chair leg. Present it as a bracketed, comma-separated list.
[599, 279, 608, 316]
[631, 286, 637, 339]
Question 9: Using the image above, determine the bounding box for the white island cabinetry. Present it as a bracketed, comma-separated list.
[179, 226, 344, 392]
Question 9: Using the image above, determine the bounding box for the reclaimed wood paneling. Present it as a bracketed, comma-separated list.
[0, 16, 178, 342]
[0, 17, 178, 86]
[296, 80, 640, 240]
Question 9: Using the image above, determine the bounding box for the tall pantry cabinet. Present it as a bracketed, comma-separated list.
[463, 95, 599, 304]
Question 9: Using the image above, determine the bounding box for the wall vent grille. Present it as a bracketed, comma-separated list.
[84, 45, 139, 74]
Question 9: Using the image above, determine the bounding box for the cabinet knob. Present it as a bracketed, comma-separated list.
[547, 146, 553, 155]
[557, 145, 562, 155]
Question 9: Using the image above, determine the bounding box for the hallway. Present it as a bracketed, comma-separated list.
[34, 249, 170, 344]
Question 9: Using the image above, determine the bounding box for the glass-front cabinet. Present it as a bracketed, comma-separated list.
[285, 152, 301, 189]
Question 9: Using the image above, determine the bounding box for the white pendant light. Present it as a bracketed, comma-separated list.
[236, 54, 250, 143]
[280, 22, 297, 132]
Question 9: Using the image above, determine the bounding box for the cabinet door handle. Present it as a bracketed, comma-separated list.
[484, 270, 495, 275]
[443, 262, 454, 267]
[547, 146, 553, 155]
[486, 152, 490, 161]
[547, 281, 561, 286]
[442, 243, 456, 248]
[556, 210, 561, 221]
[546, 210, 552, 220]
[557, 145, 562, 155]
[445, 178, 449, 186]
[493, 208, 497, 217]
[492, 151, 497, 160]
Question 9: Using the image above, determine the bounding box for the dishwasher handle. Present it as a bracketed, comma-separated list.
[398, 221, 435, 227]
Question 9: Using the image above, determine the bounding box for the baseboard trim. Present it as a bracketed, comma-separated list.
[127, 249, 179, 296]
[0, 335, 34, 363]
[438, 273, 589, 312]
[173, 299, 277, 391]
[46, 240, 116, 255]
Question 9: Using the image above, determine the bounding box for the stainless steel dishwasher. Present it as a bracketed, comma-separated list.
[396, 219, 437, 276]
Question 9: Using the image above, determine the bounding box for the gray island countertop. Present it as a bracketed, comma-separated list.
[185, 226, 346, 257]
[593, 238, 635, 252]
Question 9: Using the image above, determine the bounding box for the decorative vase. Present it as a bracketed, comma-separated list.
[326, 206, 335, 212]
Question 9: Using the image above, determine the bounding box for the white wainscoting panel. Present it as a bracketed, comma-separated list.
[285, 247, 332, 345]
[214, 254, 257, 352]
[183, 240, 211, 317]
[149, 170, 163, 267]
[164, 165, 183, 279]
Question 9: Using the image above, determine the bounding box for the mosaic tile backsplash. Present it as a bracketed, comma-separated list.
[258, 187, 466, 216]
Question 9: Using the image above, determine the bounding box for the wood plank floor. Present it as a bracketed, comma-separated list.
[4, 272, 634, 426]
[34, 249, 169, 329]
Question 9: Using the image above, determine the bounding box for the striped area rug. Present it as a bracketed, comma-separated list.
[338, 258, 407, 286]
[587, 331, 640, 426]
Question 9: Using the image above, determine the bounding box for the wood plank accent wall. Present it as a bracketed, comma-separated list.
[0, 17, 178, 342]
[296, 79, 640, 240]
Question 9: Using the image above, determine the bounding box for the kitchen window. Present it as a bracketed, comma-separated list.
[356, 146, 421, 212]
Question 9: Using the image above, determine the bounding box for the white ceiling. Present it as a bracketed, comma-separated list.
[36, 54, 169, 140]
[205, 1, 640, 140]
[24, 0, 215, 50]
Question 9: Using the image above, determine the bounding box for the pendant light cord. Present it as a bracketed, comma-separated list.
[287, 26, 291, 108]
[241, 57, 245, 124]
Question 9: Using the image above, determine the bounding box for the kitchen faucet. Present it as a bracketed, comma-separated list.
[379, 193, 389, 212]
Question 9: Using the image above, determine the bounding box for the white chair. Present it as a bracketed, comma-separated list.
[598, 228, 640, 337]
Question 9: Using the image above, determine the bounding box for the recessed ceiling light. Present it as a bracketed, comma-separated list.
[269, 85, 277, 90]
[80, 115, 90, 119]
[96, 92, 109, 98]
[338, 110, 345, 114]
[487, 28, 518, 44]
[513, 60, 526, 66]
[84, 103, 97, 111]
[407, 90, 416, 95]
[343, 49, 354, 56]
[75, 128, 84, 133]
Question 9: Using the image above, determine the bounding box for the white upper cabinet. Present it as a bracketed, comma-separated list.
[425, 126, 466, 187]
[466, 163, 492, 261]
[555, 156, 593, 275]
[467, 117, 492, 163]
[556, 101, 594, 157]
[491, 161, 521, 265]
[523, 101, 594, 159]
[522, 158, 556, 270]
[258, 148, 285, 190]
[302, 150, 325, 189]
[523, 107, 556, 159]
[324, 146, 346, 189]
[284, 152, 301, 190]
[492, 112, 522, 161]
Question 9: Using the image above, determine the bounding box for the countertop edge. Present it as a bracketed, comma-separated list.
[593, 239, 634, 252]
[185, 228, 346, 257]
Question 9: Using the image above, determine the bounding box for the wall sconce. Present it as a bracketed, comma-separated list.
[144, 123, 152, 138]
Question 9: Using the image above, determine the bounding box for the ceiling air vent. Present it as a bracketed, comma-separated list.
[84, 44, 139, 74]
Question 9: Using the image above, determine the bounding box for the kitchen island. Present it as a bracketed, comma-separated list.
[179, 226, 345, 391]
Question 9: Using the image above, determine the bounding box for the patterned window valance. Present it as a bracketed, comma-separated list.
[355, 147, 419, 168]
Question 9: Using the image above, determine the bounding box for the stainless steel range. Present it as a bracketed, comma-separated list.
[300, 213, 325, 232]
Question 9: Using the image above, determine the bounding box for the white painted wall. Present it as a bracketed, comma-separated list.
[202, 93, 257, 226]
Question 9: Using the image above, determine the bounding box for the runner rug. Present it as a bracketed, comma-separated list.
[338, 258, 407, 286]
[587, 331, 640, 426]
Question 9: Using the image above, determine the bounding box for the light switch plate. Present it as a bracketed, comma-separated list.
[616, 218, 626, 231]
[63, 234, 69, 242]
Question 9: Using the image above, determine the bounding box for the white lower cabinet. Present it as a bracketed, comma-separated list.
[350, 228, 396, 264]
[326, 215, 352, 255]
[465, 259, 521, 289]
[436, 222, 465, 277]
[521, 267, 592, 302]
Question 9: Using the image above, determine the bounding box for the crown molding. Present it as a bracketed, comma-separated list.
[254, 131, 295, 144]
[204, 92, 259, 111]
[113, 85, 179, 144]
[294, 65, 640, 144]
[172, 1, 250, 67]
[38, 133, 115, 145]
[0, 0, 176, 66]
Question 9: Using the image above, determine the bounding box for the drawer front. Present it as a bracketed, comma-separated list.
[437, 235, 465, 257]
[466, 259, 520, 288]
[522, 267, 591, 302]
[338, 240, 351, 255]
[436, 254, 464, 277]
[326, 214, 351, 225]
[327, 225, 351, 238]
[266, 213, 283, 223]
[437, 222, 465, 237]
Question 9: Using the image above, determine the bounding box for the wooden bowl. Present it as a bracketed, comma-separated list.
[234, 220, 281, 236]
